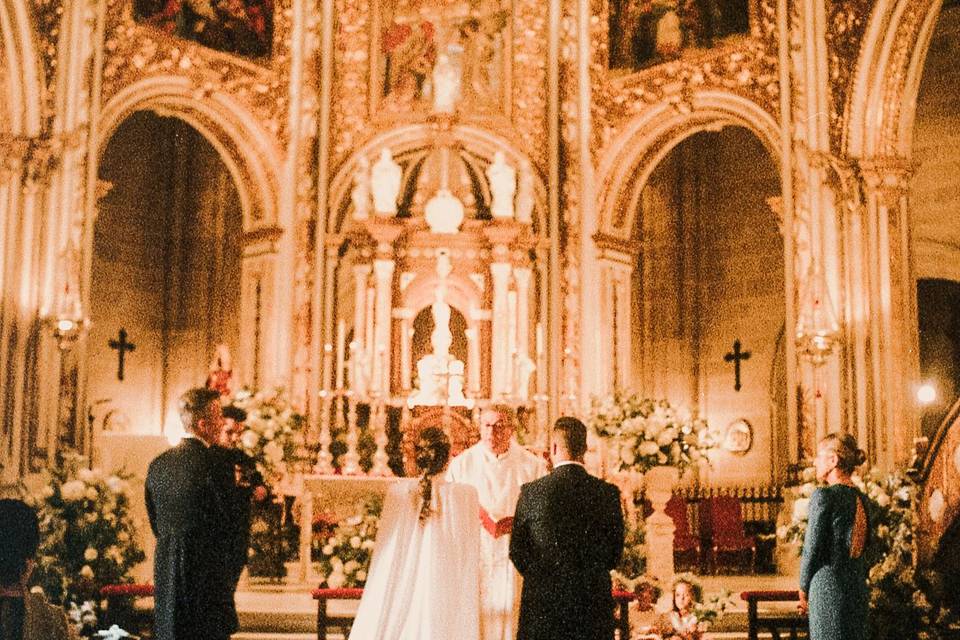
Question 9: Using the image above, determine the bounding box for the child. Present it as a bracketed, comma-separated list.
[651, 578, 705, 640]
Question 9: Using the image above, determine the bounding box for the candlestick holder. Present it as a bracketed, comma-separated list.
[341, 391, 362, 475]
[370, 399, 392, 476]
[313, 390, 335, 474]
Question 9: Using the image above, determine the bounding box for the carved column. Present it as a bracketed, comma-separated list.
[372, 258, 395, 397]
[351, 263, 371, 395]
[239, 230, 283, 389]
[853, 158, 916, 467]
[514, 266, 533, 400]
[490, 261, 513, 398]
[594, 239, 636, 394]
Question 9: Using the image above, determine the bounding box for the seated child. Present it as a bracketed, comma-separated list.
[650, 577, 705, 640]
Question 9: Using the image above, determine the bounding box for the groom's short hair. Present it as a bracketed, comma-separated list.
[553, 416, 588, 459]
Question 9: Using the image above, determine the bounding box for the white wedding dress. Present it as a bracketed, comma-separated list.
[348, 477, 481, 640]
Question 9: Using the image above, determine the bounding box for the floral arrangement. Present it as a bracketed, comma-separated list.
[315, 495, 382, 589]
[589, 392, 714, 475]
[23, 452, 145, 619]
[67, 600, 99, 637]
[227, 387, 306, 485]
[778, 467, 957, 640]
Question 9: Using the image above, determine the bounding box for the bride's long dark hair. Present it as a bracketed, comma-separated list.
[414, 427, 451, 523]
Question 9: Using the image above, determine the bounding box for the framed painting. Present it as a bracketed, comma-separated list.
[134, 0, 274, 58]
[609, 0, 751, 70]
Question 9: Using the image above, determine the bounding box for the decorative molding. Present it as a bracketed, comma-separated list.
[826, 0, 873, 150]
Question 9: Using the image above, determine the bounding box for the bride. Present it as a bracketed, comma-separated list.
[349, 427, 481, 640]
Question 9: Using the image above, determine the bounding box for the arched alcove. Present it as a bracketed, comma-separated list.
[909, 3, 960, 284]
[88, 111, 244, 438]
[628, 125, 787, 484]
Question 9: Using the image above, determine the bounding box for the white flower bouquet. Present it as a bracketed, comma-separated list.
[589, 392, 714, 475]
[315, 495, 382, 589]
[23, 452, 145, 614]
[228, 387, 306, 484]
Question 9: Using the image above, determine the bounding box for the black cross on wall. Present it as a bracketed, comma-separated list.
[108, 328, 136, 381]
[723, 339, 751, 392]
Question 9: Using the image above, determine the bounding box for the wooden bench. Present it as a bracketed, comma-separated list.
[740, 590, 808, 640]
[311, 588, 638, 640]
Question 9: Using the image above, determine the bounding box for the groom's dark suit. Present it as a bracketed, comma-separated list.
[509, 462, 625, 640]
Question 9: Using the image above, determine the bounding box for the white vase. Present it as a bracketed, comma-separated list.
[644, 465, 679, 583]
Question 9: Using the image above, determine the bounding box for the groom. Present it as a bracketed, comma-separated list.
[509, 416, 625, 640]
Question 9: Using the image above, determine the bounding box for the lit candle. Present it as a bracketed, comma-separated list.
[334, 319, 346, 390]
[535, 323, 544, 359]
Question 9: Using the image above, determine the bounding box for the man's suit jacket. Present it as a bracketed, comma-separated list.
[145, 438, 240, 640]
[509, 463, 625, 640]
[208, 444, 261, 587]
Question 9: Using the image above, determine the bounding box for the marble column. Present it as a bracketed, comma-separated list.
[490, 261, 513, 398]
[372, 259, 395, 396]
[351, 263, 371, 396]
[850, 158, 916, 467]
[514, 266, 533, 398]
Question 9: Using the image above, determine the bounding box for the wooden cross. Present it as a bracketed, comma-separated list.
[108, 328, 136, 381]
[723, 339, 751, 392]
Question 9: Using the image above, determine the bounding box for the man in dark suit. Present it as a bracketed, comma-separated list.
[509, 416, 625, 640]
[146, 387, 244, 640]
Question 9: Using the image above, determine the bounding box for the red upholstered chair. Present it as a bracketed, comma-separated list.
[665, 495, 701, 571]
[701, 496, 756, 573]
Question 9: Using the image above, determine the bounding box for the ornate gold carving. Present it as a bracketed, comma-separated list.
[826, 0, 872, 149]
[100, 0, 306, 145]
[32, 0, 65, 126]
[593, 0, 780, 151]
[331, 0, 371, 162]
[859, 156, 914, 208]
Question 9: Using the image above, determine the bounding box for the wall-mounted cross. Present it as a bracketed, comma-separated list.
[723, 339, 751, 392]
[108, 328, 136, 381]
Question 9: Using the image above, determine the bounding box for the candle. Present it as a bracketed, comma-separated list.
[335, 319, 346, 390]
[322, 343, 333, 392]
[535, 323, 544, 359]
[466, 327, 480, 394]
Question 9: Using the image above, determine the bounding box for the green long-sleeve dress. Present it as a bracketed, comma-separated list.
[800, 484, 870, 640]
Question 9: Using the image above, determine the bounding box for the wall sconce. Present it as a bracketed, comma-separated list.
[795, 266, 841, 366]
[46, 284, 89, 351]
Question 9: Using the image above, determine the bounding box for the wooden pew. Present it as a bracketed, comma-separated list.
[311, 588, 639, 640]
[740, 590, 808, 640]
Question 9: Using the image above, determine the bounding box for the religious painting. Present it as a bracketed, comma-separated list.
[134, 0, 273, 58]
[608, 0, 750, 70]
[377, 0, 510, 113]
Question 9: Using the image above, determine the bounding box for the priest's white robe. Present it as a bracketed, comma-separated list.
[348, 478, 481, 640]
[446, 441, 547, 640]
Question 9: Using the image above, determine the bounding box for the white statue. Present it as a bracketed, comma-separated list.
[516, 158, 534, 224]
[408, 252, 473, 408]
[515, 354, 536, 402]
[371, 148, 402, 215]
[351, 155, 371, 220]
[486, 151, 516, 219]
[432, 53, 461, 114]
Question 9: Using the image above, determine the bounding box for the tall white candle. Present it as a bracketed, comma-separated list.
[335, 319, 346, 390]
[322, 343, 333, 392]
[466, 327, 480, 394]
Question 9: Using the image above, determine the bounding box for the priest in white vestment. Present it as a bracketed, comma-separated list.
[349, 427, 481, 640]
[446, 405, 548, 640]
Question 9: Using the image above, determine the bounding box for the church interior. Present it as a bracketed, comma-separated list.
[2, 0, 960, 636]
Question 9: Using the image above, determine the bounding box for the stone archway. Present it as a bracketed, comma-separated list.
[845, 0, 945, 160]
[595, 92, 782, 244]
[93, 80, 290, 394]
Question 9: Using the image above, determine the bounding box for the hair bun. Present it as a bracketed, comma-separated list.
[854, 448, 867, 466]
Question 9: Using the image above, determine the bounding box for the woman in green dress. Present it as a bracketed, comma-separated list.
[799, 433, 870, 640]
